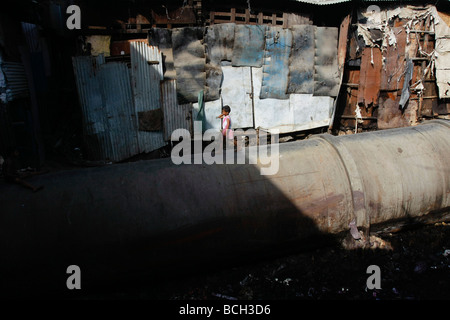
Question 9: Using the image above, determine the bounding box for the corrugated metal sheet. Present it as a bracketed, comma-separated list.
[21, 22, 41, 53]
[99, 62, 139, 161]
[72, 55, 113, 161]
[74, 46, 169, 162]
[130, 41, 167, 153]
[1, 62, 30, 102]
[161, 80, 192, 141]
[260, 26, 292, 99]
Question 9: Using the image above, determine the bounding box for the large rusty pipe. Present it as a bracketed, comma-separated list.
[1, 120, 449, 292]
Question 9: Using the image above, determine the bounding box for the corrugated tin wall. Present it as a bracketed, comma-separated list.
[73, 43, 171, 162]
[130, 41, 166, 153]
[99, 62, 139, 161]
[72, 55, 114, 161]
[1, 62, 30, 102]
[161, 80, 192, 141]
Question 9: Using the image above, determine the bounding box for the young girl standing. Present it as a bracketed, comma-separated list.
[217, 105, 235, 149]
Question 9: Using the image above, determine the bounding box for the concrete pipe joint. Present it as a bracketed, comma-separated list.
[0, 120, 449, 291]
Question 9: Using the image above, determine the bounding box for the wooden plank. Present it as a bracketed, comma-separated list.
[380, 27, 407, 91]
[231, 8, 236, 23]
[358, 47, 383, 107]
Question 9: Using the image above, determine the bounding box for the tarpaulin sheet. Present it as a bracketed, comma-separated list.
[313, 27, 340, 96]
[172, 27, 206, 103]
[287, 25, 315, 94]
[260, 26, 292, 100]
[205, 23, 235, 64]
[232, 25, 266, 67]
[148, 28, 176, 79]
[204, 23, 236, 101]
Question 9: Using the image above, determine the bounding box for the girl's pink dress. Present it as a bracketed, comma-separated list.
[222, 115, 234, 140]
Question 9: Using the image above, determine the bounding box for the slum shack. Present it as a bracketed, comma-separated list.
[0, 0, 449, 299]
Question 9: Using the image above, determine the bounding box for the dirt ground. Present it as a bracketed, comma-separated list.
[142, 222, 450, 300]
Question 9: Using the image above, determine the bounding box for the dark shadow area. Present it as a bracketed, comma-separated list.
[1, 138, 449, 300]
[0, 141, 345, 299]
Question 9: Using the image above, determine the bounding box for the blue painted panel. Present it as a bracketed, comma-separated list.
[260, 26, 292, 100]
[232, 25, 266, 67]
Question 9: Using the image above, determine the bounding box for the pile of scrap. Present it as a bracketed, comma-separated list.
[337, 4, 450, 132]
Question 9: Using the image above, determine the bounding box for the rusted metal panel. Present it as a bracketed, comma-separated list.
[314, 27, 340, 96]
[231, 24, 266, 67]
[377, 91, 418, 129]
[130, 41, 167, 154]
[357, 47, 382, 107]
[260, 26, 292, 100]
[287, 25, 315, 94]
[338, 14, 351, 72]
[380, 27, 407, 91]
[161, 80, 192, 141]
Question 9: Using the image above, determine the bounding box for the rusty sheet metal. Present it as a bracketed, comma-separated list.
[172, 27, 206, 103]
[98, 62, 139, 161]
[260, 26, 292, 100]
[130, 41, 167, 154]
[314, 27, 340, 96]
[231, 24, 266, 67]
[161, 80, 192, 141]
[380, 27, 407, 91]
[338, 14, 352, 72]
[377, 91, 418, 129]
[357, 47, 382, 107]
[72, 55, 113, 161]
[287, 25, 315, 94]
